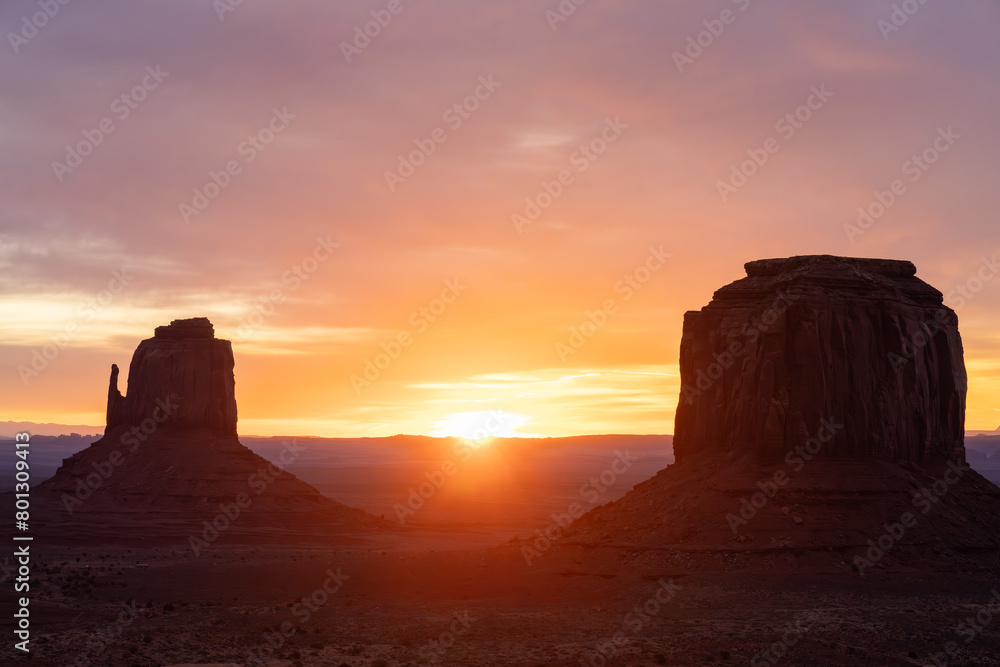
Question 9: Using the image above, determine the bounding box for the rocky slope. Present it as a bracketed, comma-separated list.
[558, 451, 1000, 573]
[550, 256, 1000, 573]
[31, 317, 386, 544]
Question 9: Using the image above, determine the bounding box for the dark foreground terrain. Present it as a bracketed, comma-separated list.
[4, 434, 1000, 665]
[4, 534, 1000, 667]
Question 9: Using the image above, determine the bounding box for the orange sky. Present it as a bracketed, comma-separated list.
[2, 1, 999, 437]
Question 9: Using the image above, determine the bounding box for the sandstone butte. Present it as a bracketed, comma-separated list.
[557, 255, 1000, 574]
[32, 318, 385, 545]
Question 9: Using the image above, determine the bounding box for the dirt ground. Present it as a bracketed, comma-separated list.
[4, 528, 1000, 667]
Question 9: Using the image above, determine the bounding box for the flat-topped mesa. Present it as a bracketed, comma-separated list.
[106, 318, 238, 435]
[674, 255, 966, 464]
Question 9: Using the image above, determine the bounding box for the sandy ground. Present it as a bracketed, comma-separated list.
[4, 528, 1000, 667]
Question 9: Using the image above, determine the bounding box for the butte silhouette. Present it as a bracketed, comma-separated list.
[560, 255, 1000, 573]
[32, 317, 385, 547]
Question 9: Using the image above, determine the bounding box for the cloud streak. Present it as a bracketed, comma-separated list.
[2, 0, 998, 433]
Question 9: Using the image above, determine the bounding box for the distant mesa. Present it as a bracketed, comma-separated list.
[558, 255, 1000, 573]
[34, 317, 385, 545]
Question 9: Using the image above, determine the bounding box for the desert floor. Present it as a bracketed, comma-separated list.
[6, 527, 1000, 667]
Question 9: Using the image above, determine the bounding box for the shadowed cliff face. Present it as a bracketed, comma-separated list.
[674, 255, 966, 463]
[554, 256, 1000, 569]
[107, 317, 238, 435]
[33, 316, 386, 539]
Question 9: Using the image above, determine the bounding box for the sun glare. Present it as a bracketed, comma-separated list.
[429, 410, 532, 444]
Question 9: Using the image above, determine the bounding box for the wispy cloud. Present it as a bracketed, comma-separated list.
[2, 0, 998, 432]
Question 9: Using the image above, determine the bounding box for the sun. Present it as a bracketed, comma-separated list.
[429, 410, 532, 445]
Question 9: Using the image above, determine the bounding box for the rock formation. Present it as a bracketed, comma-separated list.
[34, 317, 385, 544]
[548, 255, 1000, 574]
[106, 317, 237, 435]
[674, 255, 966, 463]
